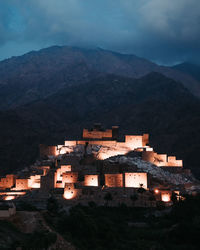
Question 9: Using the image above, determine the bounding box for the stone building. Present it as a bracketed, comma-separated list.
[0, 125, 185, 206]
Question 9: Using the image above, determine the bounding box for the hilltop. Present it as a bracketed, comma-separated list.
[0, 46, 200, 110]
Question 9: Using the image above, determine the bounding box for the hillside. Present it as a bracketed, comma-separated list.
[0, 72, 199, 178]
[172, 62, 200, 82]
[0, 46, 200, 110]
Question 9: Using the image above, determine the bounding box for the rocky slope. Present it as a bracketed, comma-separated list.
[0, 46, 200, 110]
[108, 155, 198, 187]
[172, 62, 200, 82]
[0, 72, 199, 178]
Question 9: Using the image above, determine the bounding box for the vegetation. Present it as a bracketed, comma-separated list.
[0, 220, 57, 249]
[0, 72, 200, 180]
[1, 194, 200, 249]
[42, 194, 200, 250]
[21, 231, 57, 249]
[104, 192, 113, 205]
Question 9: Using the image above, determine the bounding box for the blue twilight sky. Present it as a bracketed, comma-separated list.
[0, 0, 200, 65]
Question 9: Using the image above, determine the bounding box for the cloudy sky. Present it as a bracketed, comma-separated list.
[0, 0, 200, 65]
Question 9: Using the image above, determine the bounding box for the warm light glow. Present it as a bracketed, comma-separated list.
[54, 165, 73, 187]
[161, 193, 171, 202]
[15, 179, 29, 190]
[84, 175, 98, 187]
[31, 183, 40, 188]
[105, 174, 123, 187]
[4, 196, 15, 200]
[63, 191, 76, 200]
[63, 184, 77, 200]
[125, 135, 144, 150]
[28, 175, 41, 188]
[0, 192, 26, 195]
[97, 147, 130, 160]
[125, 173, 147, 189]
[154, 189, 159, 194]
[62, 172, 78, 184]
[60, 148, 67, 154]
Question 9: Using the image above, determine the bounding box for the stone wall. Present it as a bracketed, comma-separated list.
[62, 172, 78, 185]
[125, 173, 147, 189]
[63, 183, 81, 200]
[142, 151, 183, 167]
[40, 144, 57, 157]
[82, 128, 113, 139]
[84, 175, 99, 187]
[125, 134, 149, 150]
[105, 174, 123, 187]
[0, 175, 16, 189]
[15, 179, 29, 190]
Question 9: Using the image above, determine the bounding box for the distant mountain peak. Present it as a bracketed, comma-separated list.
[0, 45, 200, 110]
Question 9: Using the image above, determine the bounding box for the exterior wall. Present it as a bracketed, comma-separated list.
[15, 179, 29, 190]
[28, 175, 41, 188]
[105, 174, 123, 187]
[60, 165, 72, 173]
[84, 175, 99, 187]
[55, 165, 72, 182]
[142, 134, 149, 146]
[40, 144, 57, 157]
[41, 171, 55, 191]
[161, 191, 172, 202]
[142, 151, 155, 163]
[64, 141, 77, 147]
[54, 167, 78, 188]
[125, 134, 149, 150]
[0, 175, 16, 189]
[56, 169, 61, 182]
[63, 183, 78, 200]
[55, 181, 63, 188]
[83, 128, 113, 139]
[125, 136, 143, 150]
[125, 173, 147, 189]
[167, 156, 183, 167]
[154, 154, 167, 166]
[62, 172, 78, 184]
[142, 151, 183, 168]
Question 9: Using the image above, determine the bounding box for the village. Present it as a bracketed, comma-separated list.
[0, 124, 198, 218]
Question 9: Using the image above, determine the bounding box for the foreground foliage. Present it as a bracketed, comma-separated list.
[45, 195, 200, 250]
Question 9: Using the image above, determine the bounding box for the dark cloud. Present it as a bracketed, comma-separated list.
[0, 0, 200, 64]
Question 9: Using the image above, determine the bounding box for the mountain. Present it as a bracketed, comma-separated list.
[0, 72, 199, 178]
[0, 46, 200, 110]
[172, 62, 200, 82]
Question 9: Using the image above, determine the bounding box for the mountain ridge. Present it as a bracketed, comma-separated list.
[0, 46, 200, 110]
[0, 72, 199, 178]
[172, 62, 200, 82]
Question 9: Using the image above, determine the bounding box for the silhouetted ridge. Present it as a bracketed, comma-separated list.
[0, 45, 200, 110]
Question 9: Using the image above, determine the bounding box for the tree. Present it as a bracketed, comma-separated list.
[130, 194, 138, 206]
[171, 192, 178, 204]
[137, 184, 146, 194]
[104, 192, 113, 206]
